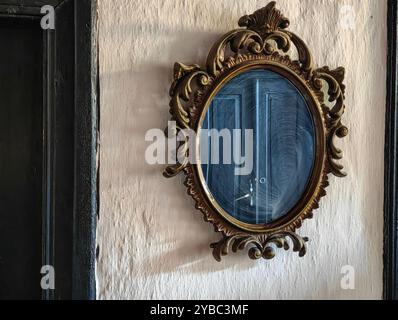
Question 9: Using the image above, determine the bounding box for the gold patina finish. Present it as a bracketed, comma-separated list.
[164, 2, 348, 261]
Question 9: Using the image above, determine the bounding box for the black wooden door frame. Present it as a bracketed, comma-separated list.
[385, 0, 398, 301]
[0, 0, 98, 300]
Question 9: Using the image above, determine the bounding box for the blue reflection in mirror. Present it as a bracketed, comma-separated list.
[201, 69, 315, 225]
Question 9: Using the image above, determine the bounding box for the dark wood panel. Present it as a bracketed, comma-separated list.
[0, 0, 64, 17]
[0, 0, 62, 6]
[72, 0, 98, 300]
[51, 0, 74, 299]
[0, 18, 43, 300]
[0, 0, 97, 300]
[384, 0, 398, 301]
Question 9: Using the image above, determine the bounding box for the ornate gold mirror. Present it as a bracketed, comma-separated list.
[164, 2, 347, 261]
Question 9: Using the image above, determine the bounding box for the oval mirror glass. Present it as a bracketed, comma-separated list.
[200, 69, 316, 225]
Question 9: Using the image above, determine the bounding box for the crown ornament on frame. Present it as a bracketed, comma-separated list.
[164, 2, 348, 261]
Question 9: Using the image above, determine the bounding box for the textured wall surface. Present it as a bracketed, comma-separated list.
[97, 0, 387, 300]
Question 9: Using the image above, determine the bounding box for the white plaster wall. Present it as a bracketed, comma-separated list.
[97, 0, 387, 300]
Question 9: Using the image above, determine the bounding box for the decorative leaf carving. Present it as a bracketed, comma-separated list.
[285, 31, 314, 71]
[164, 64, 211, 177]
[169, 63, 210, 128]
[211, 232, 309, 262]
[206, 30, 264, 76]
[238, 1, 290, 36]
[313, 66, 348, 177]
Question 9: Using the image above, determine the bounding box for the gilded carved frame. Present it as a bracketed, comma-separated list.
[164, 2, 347, 261]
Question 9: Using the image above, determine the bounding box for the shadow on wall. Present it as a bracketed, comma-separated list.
[100, 28, 270, 275]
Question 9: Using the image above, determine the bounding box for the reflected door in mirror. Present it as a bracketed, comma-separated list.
[201, 69, 315, 225]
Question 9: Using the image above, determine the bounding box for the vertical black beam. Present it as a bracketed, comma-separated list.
[52, 0, 75, 300]
[72, 0, 98, 300]
[42, 26, 56, 301]
[0, 0, 98, 300]
[384, 0, 398, 301]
